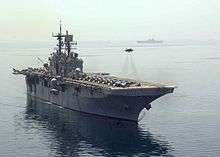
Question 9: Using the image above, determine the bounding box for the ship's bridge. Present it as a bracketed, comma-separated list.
[49, 24, 83, 77]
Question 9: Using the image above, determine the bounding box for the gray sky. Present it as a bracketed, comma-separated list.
[1, 0, 220, 41]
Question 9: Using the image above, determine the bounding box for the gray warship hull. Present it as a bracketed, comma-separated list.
[25, 75, 174, 122]
[14, 24, 175, 123]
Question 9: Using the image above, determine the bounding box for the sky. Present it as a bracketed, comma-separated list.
[0, 0, 220, 41]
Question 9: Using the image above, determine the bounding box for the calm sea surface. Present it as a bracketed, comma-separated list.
[0, 41, 220, 157]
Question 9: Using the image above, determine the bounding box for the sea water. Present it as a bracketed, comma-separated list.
[0, 40, 220, 156]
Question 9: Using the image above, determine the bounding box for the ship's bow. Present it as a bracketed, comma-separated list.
[104, 86, 175, 122]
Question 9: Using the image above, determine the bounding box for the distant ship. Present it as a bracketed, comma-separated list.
[137, 38, 163, 44]
[13, 23, 174, 122]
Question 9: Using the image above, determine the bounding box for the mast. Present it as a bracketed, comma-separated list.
[59, 20, 62, 35]
[52, 21, 65, 55]
[58, 21, 62, 54]
[52, 22, 78, 59]
[49, 23, 83, 75]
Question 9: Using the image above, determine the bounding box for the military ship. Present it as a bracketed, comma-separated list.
[13, 24, 174, 122]
[137, 38, 163, 44]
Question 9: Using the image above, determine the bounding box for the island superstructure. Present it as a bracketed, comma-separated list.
[13, 24, 174, 122]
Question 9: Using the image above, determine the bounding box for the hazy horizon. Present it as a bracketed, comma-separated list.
[1, 0, 220, 42]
